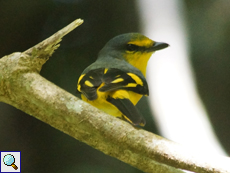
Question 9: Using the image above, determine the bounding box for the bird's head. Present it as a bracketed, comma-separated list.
[98, 33, 169, 75]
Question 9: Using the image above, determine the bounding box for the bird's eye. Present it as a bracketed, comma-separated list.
[126, 44, 138, 52]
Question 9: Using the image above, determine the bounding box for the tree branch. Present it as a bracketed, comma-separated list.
[0, 18, 229, 173]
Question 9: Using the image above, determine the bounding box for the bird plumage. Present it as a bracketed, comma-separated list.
[77, 33, 168, 126]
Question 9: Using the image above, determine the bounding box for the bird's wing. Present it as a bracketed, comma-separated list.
[77, 68, 104, 100]
[106, 96, 146, 126]
[99, 68, 149, 96]
[77, 67, 147, 126]
[78, 68, 149, 100]
[100, 68, 148, 126]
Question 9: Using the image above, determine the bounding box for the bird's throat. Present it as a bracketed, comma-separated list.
[126, 52, 153, 76]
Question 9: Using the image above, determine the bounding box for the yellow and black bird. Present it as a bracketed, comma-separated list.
[77, 33, 168, 126]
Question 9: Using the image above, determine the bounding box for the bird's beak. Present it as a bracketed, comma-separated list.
[149, 41, 169, 51]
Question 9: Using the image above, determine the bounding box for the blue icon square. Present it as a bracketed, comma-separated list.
[0, 151, 21, 173]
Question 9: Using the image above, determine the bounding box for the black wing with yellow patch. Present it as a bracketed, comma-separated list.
[107, 96, 146, 126]
[77, 68, 104, 100]
[77, 67, 148, 126]
[100, 68, 149, 95]
[77, 68, 149, 100]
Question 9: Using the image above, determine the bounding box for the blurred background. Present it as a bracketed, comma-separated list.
[0, 0, 230, 172]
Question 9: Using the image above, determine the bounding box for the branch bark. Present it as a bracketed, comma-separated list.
[0, 19, 229, 173]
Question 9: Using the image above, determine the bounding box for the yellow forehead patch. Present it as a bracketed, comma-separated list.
[128, 38, 154, 48]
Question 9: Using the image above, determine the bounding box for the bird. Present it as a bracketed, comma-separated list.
[77, 33, 169, 126]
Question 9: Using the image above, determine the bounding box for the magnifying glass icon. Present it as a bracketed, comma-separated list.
[3, 154, 18, 170]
